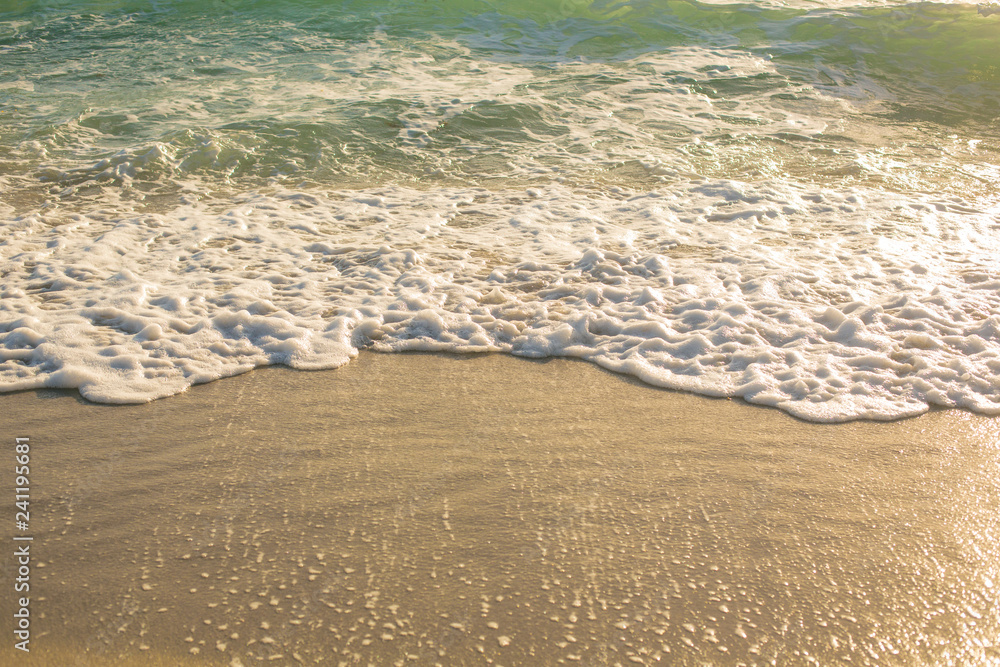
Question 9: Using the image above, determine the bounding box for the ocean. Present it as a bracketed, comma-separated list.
[1, 0, 999, 421]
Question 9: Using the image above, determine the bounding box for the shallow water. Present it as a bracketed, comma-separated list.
[2, 354, 998, 665]
[2, 1, 1000, 420]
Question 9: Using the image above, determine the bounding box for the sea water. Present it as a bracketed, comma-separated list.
[1, 0, 999, 420]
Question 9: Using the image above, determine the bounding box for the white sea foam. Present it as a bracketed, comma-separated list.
[3, 0, 999, 420]
[2, 181, 999, 421]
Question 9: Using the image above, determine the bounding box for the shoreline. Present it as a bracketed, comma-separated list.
[0, 349, 984, 425]
[2, 352, 998, 665]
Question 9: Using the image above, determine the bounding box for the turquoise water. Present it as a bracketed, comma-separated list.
[3, 0, 998, 197]
[2, 1, 1000, 419]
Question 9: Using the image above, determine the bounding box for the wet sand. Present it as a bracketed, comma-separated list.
[1, 352, 998, 666]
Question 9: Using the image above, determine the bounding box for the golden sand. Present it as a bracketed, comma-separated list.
[1, 353, 998, 666]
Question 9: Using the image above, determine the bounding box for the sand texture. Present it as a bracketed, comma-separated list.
[1, 353, 998, 666]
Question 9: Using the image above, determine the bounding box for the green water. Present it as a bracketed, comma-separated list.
[1, 0, 998, 207]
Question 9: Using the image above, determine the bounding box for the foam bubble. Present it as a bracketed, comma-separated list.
[4, 0, 1000, 420]
[2, 181, 1000, 421]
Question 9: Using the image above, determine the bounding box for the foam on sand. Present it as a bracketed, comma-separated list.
[3, 182, 1000, 421]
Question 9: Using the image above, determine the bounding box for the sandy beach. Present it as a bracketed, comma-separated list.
[5, 1, 1000, 665]
[1, 352, 998, 666]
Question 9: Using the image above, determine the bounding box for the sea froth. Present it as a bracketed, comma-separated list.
[3, 0, 1000, 420]
[3, 182, 1000, 421]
